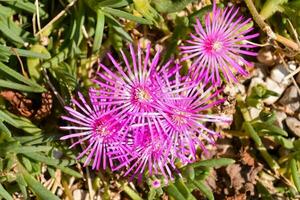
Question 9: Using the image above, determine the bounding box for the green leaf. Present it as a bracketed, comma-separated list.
[23, 171, 60, 200]
[256, 182, 273, 200]
[0, 141, 20, 157]
[0, 80, 45, 92]
[41, 48, 69, 69]
[260, 0, 288, 20]
[4, 0, 48, 18]
[259, 111, 277, 124]
[275, 136, 294, 149]
[16, 174, 28, 199]
[102, 7, 152, 24]
[182, 165, 195, 180]
[188, 4, 214, 24]
[23, 153, 82, 178]
[133, 0, 160, 23]
[163, 16, 189, 61]
[0, 183, 13, 200]
[291, 159, 300, 192]
[185, 158, 235, 169]
[252, 122, 288, 137]
[0, 21, 25, 44]
[0, 110, 42, 135]
[95, 0, 124, 7]
[174, 179, 196, 200]
[191, 180, 214, 200]
[0, 45, 51, 59]
[15, 134, 58, 145]
[166, 183, 186, 200]
[13, 146, 52, 154]
[0, 62, 45, 92]
[123, 184, 143, 200]
[93, 10, 105, 53]
[0, 120, 11, 138]
[27, 44, 51, 81]
[51, 62, 77, 91]
[153, 0, 197, 13]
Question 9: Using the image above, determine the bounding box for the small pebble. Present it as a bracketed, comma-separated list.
[257, 48, 278, 66]
[296, 73, 300, 85]
[288, 61, 297, 71]
[264, 78, 286, 105]
[249, 107, 262, 119]
[252, 63, 268, 78]
[275, 111, 287, 128]
[73, 189, 87, 200]
[270, 64, 291, 85]
[285, 117, 300, 137]
[279, 86, 300, 114]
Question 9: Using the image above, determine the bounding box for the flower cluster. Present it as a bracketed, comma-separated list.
[61, 1, 257, 183]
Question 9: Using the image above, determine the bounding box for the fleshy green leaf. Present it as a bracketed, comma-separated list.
[184, 158, 235, 169]
[0, 183, 13, 200]
[23, 171, 60, 200]
[93, 10, 105, 53]
[291, 159, 300, 192]
[190, 180, 214, 200]
[102, 7, 152, 24]
[23, 153, 82, 178]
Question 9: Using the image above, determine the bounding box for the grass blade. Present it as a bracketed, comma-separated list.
[13, 146, 52, 154]
[185, 158, 235, 169]
[0, 62, 45, 92]
[0, 183, 13, 200]
[0, 80, 44, 92]
[102, 7, 152, 24]
[191, 180, 214, 200]
[291, 159, 300, 192]
[23, 171, 60, 200]
[0, 120, 11, 138]
[23, 153, 82, 178]
[0, 21, 25, 44]
[93, 10, 105, 53]
[0, 45, 51, 59]
[4, 0, 47, 18]
[166, 183, 186, 200]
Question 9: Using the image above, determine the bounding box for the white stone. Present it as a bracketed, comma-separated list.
[286, 117, 300, 137]
[249, 107, 262, 119]
[288, 61, 297, 71]
[263, 78, 285, 105]
[279, 86, 300, 114]
[275, 111, 287, 128]
[73, 189, 86, 200]
[270, 64, 291, 85]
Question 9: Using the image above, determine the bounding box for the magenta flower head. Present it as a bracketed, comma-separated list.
[90, 43, 176, 128]
[113, 126, 177, 182]
[155, 74, 231, 163]
[60, 92, 130, 170]
[180, 1, 259, 86]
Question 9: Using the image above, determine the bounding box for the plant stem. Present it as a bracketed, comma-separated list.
[244, 122, 280, 170]
[244, 0, 299, 51]
[237, 95, 280, 171]
[123, 184, 143, 200]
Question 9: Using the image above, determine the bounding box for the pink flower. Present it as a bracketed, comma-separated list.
[90, 43, 183, 130]
[181, 2, 259, 86]
[60, 92, 131, 170]
[113, 126, 177, 181]
[155, 74, 231, 163]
